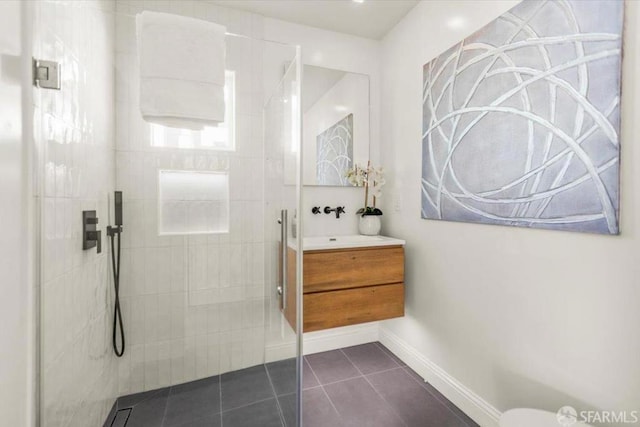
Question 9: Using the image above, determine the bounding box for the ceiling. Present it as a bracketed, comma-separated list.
[210, 0, 420, 40]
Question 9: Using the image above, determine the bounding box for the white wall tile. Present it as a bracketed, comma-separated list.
[157, 341, 172, 388]
[39, 1, 118, 425]
[118, 348, 131, 394]
[143, 342, 159, 390]
[170, 338, 185, 384]
[170, 294, 185, 339]
[129, 344, 145, 392]
[128, 247, 146, 296]
[183, 335, 197, 383]
[157, 293, 172, 342]
[207, 333, 221, 376]
[242, 327, 264, 368]
[224, 6, 252, 36]
[195, 337, 209, 378]
[143, 294, 159, 343]
[112, 0, 306, 395]
[170, 245, 186, 293]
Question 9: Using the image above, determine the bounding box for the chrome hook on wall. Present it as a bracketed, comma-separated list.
[33, 58, 61, 90]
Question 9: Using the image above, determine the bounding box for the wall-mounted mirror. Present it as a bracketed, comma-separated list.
[303, 65, 370, 186]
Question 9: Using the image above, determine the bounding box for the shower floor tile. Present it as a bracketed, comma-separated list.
[164, 376, 220, 426]
[221, 365, 275, 412]
[105, 342, 478, 427]
[222, 398, 283, 427]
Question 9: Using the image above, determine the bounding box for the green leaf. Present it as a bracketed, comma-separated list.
[358, 207, 383, 217]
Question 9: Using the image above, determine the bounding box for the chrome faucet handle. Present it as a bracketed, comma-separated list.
[86, 230, 102, 254]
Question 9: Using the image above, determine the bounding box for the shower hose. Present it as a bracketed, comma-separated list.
[109, 228, 125, 357]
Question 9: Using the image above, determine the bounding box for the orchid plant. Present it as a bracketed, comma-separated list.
[345, 161, 386, 216]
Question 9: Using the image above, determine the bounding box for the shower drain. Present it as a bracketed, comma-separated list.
[110, 408, 132, 427]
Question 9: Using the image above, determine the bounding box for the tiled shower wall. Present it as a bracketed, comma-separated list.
[35, 1, 118, 426]
[114, 1, 293, 395]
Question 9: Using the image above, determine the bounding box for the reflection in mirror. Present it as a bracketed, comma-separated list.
[303, 65, 370, 186]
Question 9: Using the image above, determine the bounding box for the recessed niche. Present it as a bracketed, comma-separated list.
[158, 170, 229, 235]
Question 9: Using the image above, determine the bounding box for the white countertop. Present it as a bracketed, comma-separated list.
[288, 235, 406, 251]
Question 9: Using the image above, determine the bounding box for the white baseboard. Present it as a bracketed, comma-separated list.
[264, 321, 380, 363]
[264, 341, 297, 363]
[379, 326, 501, 427]
[303, 322, 380, 355]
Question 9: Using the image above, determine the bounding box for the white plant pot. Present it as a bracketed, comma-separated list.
[358, 215, 381, 236]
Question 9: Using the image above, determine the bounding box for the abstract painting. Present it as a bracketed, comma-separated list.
[421, 0, 623, 234]
[317, 113, 354, 186]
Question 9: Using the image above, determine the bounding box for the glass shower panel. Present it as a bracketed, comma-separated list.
[114, 35, 268, 397]
[37, 1, 302, 424]
[35, 1, 119, 425]
[179, 33, 270, 379]
[115, 16, 302, 427]
[263, 47, 303, 426]
[117, 33, 302, 390]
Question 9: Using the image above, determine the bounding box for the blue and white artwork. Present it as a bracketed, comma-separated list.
[317, 113, 354, 186]
[421, 0, 623, 234]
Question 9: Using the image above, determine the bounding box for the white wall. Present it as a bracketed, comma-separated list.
[0, 2, 34, 426]
[380, 1, 640, 425]
[264, 18, 381, 237]
[34, 1, 118, 425]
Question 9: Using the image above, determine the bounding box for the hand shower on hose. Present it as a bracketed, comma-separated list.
[107, 191, 125, 357]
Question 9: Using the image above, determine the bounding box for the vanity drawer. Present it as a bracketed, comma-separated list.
[303, 283, 404, 332]
[303, 246, 404, 293]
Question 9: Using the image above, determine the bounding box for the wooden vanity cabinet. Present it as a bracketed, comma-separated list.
[284, 245, 405, 332]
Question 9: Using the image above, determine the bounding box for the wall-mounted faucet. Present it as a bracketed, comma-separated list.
[324, 206, 346, 219]
[82, 210, 101, 253]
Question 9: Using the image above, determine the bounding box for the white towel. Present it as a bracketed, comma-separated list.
[136, 11, 226, 130]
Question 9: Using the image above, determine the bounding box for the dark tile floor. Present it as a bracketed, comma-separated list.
[105, 342, 478, 427]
